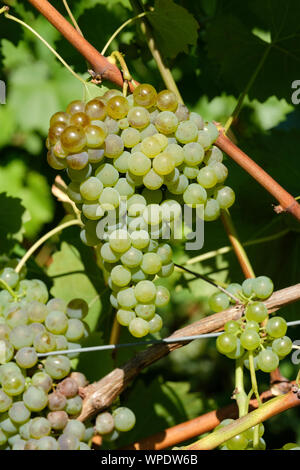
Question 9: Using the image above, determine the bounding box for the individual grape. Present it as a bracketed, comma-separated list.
[161, 199, 182, 222]
[70, 371, 88, 388]
[0, 268, 19, 288]
[58, 433, 80, 450]
[45, 310, 68, 335]
[128, 107, 150, 129]
[245, 320, 260, 332]
[209, 162, 228, 184]
[183, 142, 204, 166]
[175, 103, 189, 122]
[26, 300, 48, 323]
[70, 112, 90, 128]
[158, 262, 174, 278]
[48, 122, 67, 145]
[155, 111, 178, 134]
[67, 182, 83, 204]
[0, 389, 12, 412]
[135, 303, 155, 321]
[209, 292, 230, 312]
[133, 84, 157, 108]
[82, 202, 104, 220]
[156, 90, 178, 112]
[2, 371, 25, 396]
[140, 135, 162, 158]
[175, 121, 198, 143]
[155, 286, 170, 308]
[143, 204, 162, 226]
[148, 314, 163, 333]
[47, 298, 67, 313]
[117, 309, 136, 326]
[66, 299, 88, 320]
[245, 302, 268, 323]
[64, 420, 86, 441]
[33, 331, 56, 353]
[104, 134, 124, 158]
[156, 244, 173, 265]
[272, 336, 292, 356]
[129, 318, 150, 337]
[5, 306, 28, 329]
[130, 230, 150, 250]
[114, 151, 130, 173]
[85, 98, 106, 120]
[66, 151, 89, 171]
[0, 339, 14, 364]
[114, 178, 135, 197]
[253, 276, 274, 300]
[106, 96, 129, 120]
[128, 152, 151, 176]
[23, 386, 48, 411]
[153, 152, 175, 175]
[0, 324, 10, 341]
[183, 165, 199, 180]
[143, 168, 164, 190]
[65, 395, 82, 416]
[65, 319, 85, 342]
[79, 177, 103, 201]
[24, 439, 39, 450]
[8, 401, 30, 426]
[67, 100, 85, 115]
[214, 186, 235, 209]
[127, 196, 146, 218]
[203, 198, 220, 221]
[120, 248, 143, 269]
[29, 417, 51, 439]
[226, 339, 245, 360]
[242, 278, 255, 297]
[113, 407, 136, 432]
[216, 333, 237, 354]
[189, 112, 204, 130]
[44, 355, 71, 380]
[266, 317, 287, 338]
[99, 187, 120, 211]
[95, 163, 119, 187]
[109, 229, 131, 253]
[95, 411, 115, 435]
[240, 329, 261, 351]
[50, 111, 70, 127]
[47, 411, 68, 431]
[226, 433, 249, 451]
[224, 320, 240, 334]
[15, 347, 38, 369]
[183, 183, 207, 206]
[61, 126, 87, 153]
[126, 171, 144, 187]
[111, 265, 131, 287]
[197, 166, 218, 188]
[141, 253, 162, 275]
[31, 371, 52, 393]
[121, 128, 140, 148]
[48, 391, 67, 411]
[0, 414, 18, 435]
[36, 436, 59, 450]
[244, 423, 265, 441]
[257, 349, 279, 372]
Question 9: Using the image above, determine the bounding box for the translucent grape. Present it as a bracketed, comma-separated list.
[113, 407, 136, 432]
[61, 126, 87, 153]
[245, 302, 268, 323]
[266, 316, 287, 338]
[253, 276, 274, 300]
[128, 152, 151, 176]
[58, 433, 80, 450]
[33, 331, 56, 353]
[65, 395, 82, 416]
[183, 142, 204, 166]
[85, 98, 106, 120]
[64, 420, 86, 441]
[214, 186, 235, 209]
[141, 253, 162, 275]
[104, 134, 124, 158]
[116, 309, 136, 326]
[0, 389, 12, 412]
[203, 198, 220, 221]
[197, 166, 218, 188]
[30, 417, 51, 439]
[128, 107, 150, 129]
[95, 163, 119, 187]
[135, 303, 155, 320]
[240, 329, 261, 351]
[120, 247, 143, 269]
[153, 152, 175, 175]
[209, 292, 230, 312]
[143, 169, 164, 190]
[121, 128, 141, 148]
[15, 347, 38, 369]
[272, 336, 292, 356]
[216, 333, 237, 354]
[109, 229, 131, 253]
[134, 280, 156, 303]
[133, 84, 157, 108]
[111, 265, 131, 287]
[156, 90, 178, 112]
[175, 121, 198, 143]
[23, 386, 48, 411]
[148, 314, 163, 333]
[155, 111, 178, 134]
[66, 100, 85, 115]
[106, 96, 129, 119]
[257, 349, 279, 372]
[183, 183, 207, 206]
[44, 355, 71, 380]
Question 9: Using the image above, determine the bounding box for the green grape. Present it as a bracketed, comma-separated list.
[197, 166, 218, 189]
[82, 202, 104, 220]
[95, 163, 119, 187]
[33, 331, 56, 353]
[244, 423, 264, 440]
[127, 194, 147, 216]
[175, 121, 198, 143]
[30, 417, 51, 439]
[65, 395, 83, 416]
[15, 347, 38, 369]
[226, 339, 245, 360]
[80, 177, 103, 201]
[130, 230, 150, 250]
[245, 320, 260, 332]
[0, 389, 12, 412]
[128, 151, 151, 176]
[44, 355, 71, 380]
[153, 152, 175, 175]
[148, 314, 163, 333]
[226, 433, 249, 450]
[128, 216, 148, 232]
[141, 253, 162, 275]
[114, 151, 130, 173]
[140, 135, 162, 157]
[67, 182, 83, 203]
[183, 165, 199, 180]
[24, 439, 39, 450]
[257, 349, 279, 372]
[128, 107, 150, 129]
[37, 436, 59, 450]
[64, 420, 86, 441]
[154, 111, 178, 134]
[156, 244, 172, 265]
[143, 169, 164, 190]
[95, 412, 115, 435]
[0, 414, 18, 435]
[113, 407, 136, 432]
[0, 339, 14, 364]
[225, 283, 242, 302]
[109, 229, 131, 253]
[58, 433, 80, 450]
[166, 143, 184, 166]
[183, 183, 207, 207]
[155, 286, 170, 308]
[203, 122, 219, 143]
[111, 265, 131, 287]
[143, 204, 162, 226]
[119, 118, 129, 129]
[117, 287, 137, 309]
[242, 278, 255, 297]
[209, 292, 230, 312]
[161, 199, 182, 222]
[135, 303, 155, 320]
[253, 276, 274, 300]
[183, 142, 204, 166]
[0, 324, 11, 341]
[203, 198, 220, 221]
[99, 187, 120, 210]
[26, 300, 48, 323]
[104, 134, 124, 158]
[116, 309, 136, 326]
[164, 168, 180, 185]
[266, 316, 287, 338]
[2, 371, 25, 396]
[272, 336, 292, 356]
[216, 333, 237, 354]
[23, 386, 48, 411]
[114, 178, 135, 197]
[245, 302, 268, 323]
[168, 174, 189, 194]
[31, 371, 52, 393]
[133, 84, 157, 108]
[121, 128, 141, 148]
[240, 329, 261, 350]
[5, 306, 28, 329]
[120, 247, 143, 268]
[156, 90, 178, 111]
[65, 319, 85, 342]
[106, 96, 129, 119]
[224, 320, 240, 334]
[0, 268, 19, 288]
[134, 280, 156, 303]
[158, 262, 174, 278]
[45, 310, 68, 334]
[214, 186, 235, 209]
[209, 162, 228, 184]
[47, 298, 67, 313]
[66, 298, 88, 320]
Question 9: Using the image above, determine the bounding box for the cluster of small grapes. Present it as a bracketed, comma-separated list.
[46, 84, 235, 337]
[216, 420, 266, 450]
[0, 267, 136, 450]
[95, 407, 136, 442]
[210, 276, 292, 373]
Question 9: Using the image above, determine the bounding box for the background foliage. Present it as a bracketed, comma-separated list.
[0, 0, 299, 448]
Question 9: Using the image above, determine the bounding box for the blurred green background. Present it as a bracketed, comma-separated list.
[0, 0, 299, 449]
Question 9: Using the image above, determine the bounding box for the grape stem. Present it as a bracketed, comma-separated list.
[174, 263, 240, 303]
[0, 279, 18, 301]
[184, 391, 300, 450]
[15, 218, 82, 274]
[77, 284, 300, 422]
[249, 352, 262, 406]
[235, 358, 248, 417]
[62, 0, 83, 36]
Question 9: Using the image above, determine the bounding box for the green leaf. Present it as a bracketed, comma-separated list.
[47, 241, 105, 332]
[148, 0, 199, 58]
[206, 1, 300, 101]
[0, 192, 26, 254]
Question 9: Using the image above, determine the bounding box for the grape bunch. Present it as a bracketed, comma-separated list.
[0, 267, 136, 450]
[46, 84, 235, 337]
[210, 276, 292, 373]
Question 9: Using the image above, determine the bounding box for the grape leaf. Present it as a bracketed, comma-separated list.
[0, 192, 27, 254]
[148, 0, 199, 58]
[47, 240, 105, 331]
[206, 1, 300, 101]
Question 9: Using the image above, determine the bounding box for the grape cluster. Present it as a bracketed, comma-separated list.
[46, 84, 235, 337]
[0, 268, 136, 450]
[211, 276, 292, 373]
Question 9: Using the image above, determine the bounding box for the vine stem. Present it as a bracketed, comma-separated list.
[249, 352, 262, 406]
[184, 391, 300, 450]
[216, 130, 300, 222]
[235, 358, 248, 417]
[15, 219, 82, 274]
[220, 209, 255, 279]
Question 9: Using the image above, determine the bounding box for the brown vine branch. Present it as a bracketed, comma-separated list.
[77, 284, 300, 422]
[216, 131, 300, 222]
[122, 382, 295, 450]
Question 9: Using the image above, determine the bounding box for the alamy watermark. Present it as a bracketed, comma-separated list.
[0, 80, 6, 104]
[291, 80, 300, 105]
[292, 340, 300, 365]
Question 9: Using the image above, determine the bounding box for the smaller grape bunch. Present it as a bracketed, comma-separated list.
[46, 84, 236, 338]
[209, 276, 292, 373]
[95, 406, 136, 442]
[215, 419, 266, 450]
[0, 267, 136, 450]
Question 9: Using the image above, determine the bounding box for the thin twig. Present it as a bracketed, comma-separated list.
[62, 0, 83, 36]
